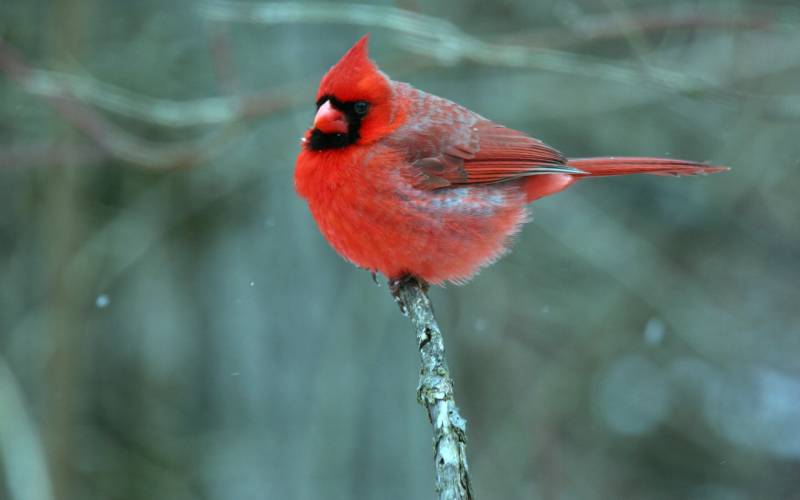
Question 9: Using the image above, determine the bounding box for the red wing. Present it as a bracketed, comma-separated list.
[411, 120, 580, 189]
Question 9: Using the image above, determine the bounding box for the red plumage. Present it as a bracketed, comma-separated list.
[295, 36, 727, 285]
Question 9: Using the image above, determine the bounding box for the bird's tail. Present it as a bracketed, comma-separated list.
[567, 157, 729, 177]
[523, 156, 728, 202]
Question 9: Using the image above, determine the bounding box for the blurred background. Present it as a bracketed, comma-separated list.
[1, 1, 799, 499]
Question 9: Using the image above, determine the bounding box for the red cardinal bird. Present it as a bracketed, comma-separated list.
[295, 36, 727, 285]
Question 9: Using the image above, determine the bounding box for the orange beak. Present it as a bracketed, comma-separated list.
[313, 100, 348, 135]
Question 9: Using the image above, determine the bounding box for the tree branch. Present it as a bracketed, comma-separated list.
[392, 279, 474, 500]
[197, 0, 721, 93]
[201, 1, 800, 117]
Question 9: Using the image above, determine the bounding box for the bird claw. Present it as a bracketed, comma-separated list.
[390, 280, 410, 315]
[388, 274, 413, 296]
[389, 275, 428, 315]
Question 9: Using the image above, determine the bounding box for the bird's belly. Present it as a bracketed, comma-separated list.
[312, 181, 529, 284]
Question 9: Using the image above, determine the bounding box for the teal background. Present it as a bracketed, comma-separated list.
[1, 1, 799, 499]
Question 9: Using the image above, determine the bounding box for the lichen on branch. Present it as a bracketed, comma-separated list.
[392, 278, 474, 500]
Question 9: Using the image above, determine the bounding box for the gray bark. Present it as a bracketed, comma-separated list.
[393, 279, 474, 500]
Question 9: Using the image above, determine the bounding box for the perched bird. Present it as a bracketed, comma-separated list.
[295, 36, 727, 285]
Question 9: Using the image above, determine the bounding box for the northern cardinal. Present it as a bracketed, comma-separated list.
[295, 36, 727, 285]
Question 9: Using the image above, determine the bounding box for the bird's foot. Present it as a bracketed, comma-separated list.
[389, 275, 428, 315]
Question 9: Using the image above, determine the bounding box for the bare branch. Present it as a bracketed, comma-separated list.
[195, 1, 800, 129]
[393, 279, 474, 500]
[3, 4, 798, 171]
[0, 39, 257, 169]
[503, 2, 774, 48]
[0, 36, 305, 129]
[200, 0, 800, 113]
[199, 0, 715, 93]
[200, 1, 464, 38]
[17, 68, 305, 128]
[0, 143, 107, 169]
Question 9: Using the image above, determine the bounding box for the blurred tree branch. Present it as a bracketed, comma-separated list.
[0, 39, 230, 168]
[199, 1, 763, 93]
[0, 38, 307, 169]
[201, 1, 800, 114]
[393, 279, 474, 500]
[503, 2, 773, 48]
[0, 142, 106, 169]
[2, 2, 799, 170]
[0, 37, 306, 129]
[18, 68, 304, 129]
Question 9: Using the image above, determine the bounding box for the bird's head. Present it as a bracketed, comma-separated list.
[304, 35, 398, 151]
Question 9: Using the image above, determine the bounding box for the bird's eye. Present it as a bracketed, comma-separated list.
[353, 101, 369, 115]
